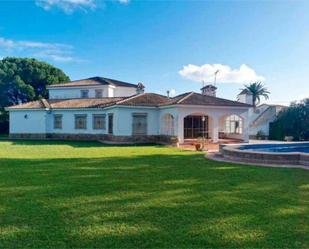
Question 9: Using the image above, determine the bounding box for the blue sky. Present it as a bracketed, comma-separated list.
[0, 0, 308, 105]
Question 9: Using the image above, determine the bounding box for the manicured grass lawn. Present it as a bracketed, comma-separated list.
[0, 140, 308, 248]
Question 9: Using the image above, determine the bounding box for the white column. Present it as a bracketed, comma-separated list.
[242, 114, 250, 143]
[212, 116, 219, 143]
[177, 114, 184, 144]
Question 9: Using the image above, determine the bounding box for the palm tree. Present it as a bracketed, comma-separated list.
[239, 82, 270, 107]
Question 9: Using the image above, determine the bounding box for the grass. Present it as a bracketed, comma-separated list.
[0, 140, 308, 248]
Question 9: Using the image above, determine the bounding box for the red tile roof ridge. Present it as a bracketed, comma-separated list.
[176, 92, 195, 104]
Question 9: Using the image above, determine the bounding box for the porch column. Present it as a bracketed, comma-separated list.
[177, 114, 184, 144]
[212, 116, 219, 143]
[242, 114, 250, 143]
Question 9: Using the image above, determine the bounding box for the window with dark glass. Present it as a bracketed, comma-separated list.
[81, 90, 89, 98]
[95, 89, 103, 98]
[54, 114, 62, 129]
[108, 114, 113, 134]
[75, 114, 87, 129]
[93, 114, 105, 129]
[132, 113, 147, 135]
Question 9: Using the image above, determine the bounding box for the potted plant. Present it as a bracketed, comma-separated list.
[195, 143, 201, 151]
[195, 137, 204, 151]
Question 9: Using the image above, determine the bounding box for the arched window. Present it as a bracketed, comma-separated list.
[161, 114, 175, 135]
[225, 115, 243, 134]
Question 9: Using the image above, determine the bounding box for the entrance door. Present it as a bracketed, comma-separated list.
[108, 113, 113, 134]
[184, 116, 208, 139]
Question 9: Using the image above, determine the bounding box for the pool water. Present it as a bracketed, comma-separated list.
[240, 143, 309, 153]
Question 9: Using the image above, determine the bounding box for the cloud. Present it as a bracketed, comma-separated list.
[117, 0, 130, 4]
[0, 36, 79, 63]
[35, 0, 96, 13]
[34, 50, 74, 62]
[35, 0, 129, 13]
[179, 63, 265, 84]
[0, 37, 72, 50]
[169, 89, 176, 97]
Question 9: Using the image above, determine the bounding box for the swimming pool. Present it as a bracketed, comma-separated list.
[219, 142, 309, 167]
[239, 143, 309, 153]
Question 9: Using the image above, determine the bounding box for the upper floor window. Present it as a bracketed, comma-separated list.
[132, 113, 147, 135]
[95, 89, 103, 98]
[53, 114, 62, 129]
[81, 90, 89, 98]
[93, 114, 106, 129]
[75, 114, 87, 129]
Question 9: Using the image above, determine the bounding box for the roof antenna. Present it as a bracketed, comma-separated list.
[214, 69, 220, 86]
[166, 90, 170, 98]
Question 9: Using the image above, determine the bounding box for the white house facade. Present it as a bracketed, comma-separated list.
[6, 77, 252, 144]
[237, 89, 286, 138]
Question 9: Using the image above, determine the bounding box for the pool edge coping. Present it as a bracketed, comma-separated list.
[206, 152, 309, 171]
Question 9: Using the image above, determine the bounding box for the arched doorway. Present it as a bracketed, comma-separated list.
[184, 114, 209, 139]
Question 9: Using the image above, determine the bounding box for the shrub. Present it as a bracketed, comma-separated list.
[269, 98, 309, 141]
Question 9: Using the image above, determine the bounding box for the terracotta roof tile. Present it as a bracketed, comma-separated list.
[7, 100, 46, 109]
[7, 92, 251, 110]
[8, 97, 125, 109]
[116, 93, 169, 106]
[170, 92, 252, 107]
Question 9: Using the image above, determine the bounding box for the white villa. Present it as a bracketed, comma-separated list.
[6, 77, 252, 144]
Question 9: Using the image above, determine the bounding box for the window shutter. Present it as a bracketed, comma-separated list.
[132, 113, 147, 135]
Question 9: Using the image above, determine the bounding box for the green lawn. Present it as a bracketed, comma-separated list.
[0, 140, 308, 248]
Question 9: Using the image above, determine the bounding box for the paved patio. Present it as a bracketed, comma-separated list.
[179, 138, 243, 152]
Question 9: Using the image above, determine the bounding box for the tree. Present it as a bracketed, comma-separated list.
[0, 57, 70, 107]
[269, 98, 309, 141]
[239, 82, 270, 107]
[0, 57, 70, 133]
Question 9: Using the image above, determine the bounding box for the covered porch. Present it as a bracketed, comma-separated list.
[159, 106, 250, 146]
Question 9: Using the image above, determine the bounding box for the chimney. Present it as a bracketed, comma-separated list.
[201, 84, 217, 97]
[237, 89, 253, 105]
[136, 82, 145, 94]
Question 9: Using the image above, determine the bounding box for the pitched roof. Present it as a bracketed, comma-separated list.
[47, 77, 138, 88]
[8, 97, 125, 109]
[116, 93, 169, 106]
[7, 92, 251, 110]
[114, 92, 251, 107]
[164, 92, 252, 107]
[7, 100, 47, 109]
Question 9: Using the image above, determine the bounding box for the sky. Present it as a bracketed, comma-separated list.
[0, 0, 309, 105]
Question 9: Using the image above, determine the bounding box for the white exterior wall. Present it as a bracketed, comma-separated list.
[9, 107, 159, 136]
[114, 87, 137, 97]
[248, 105, 269, 124]
[9, 110, 47, 134]
[111, 107, 159, 136]
[47, 109, 110, 134]
[48, 85, 137, 99]
[238, 94, 253, 105]
[248, 105, 283, 136]
[250, 122, 270, 137]
[8, 104, 250, 143]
